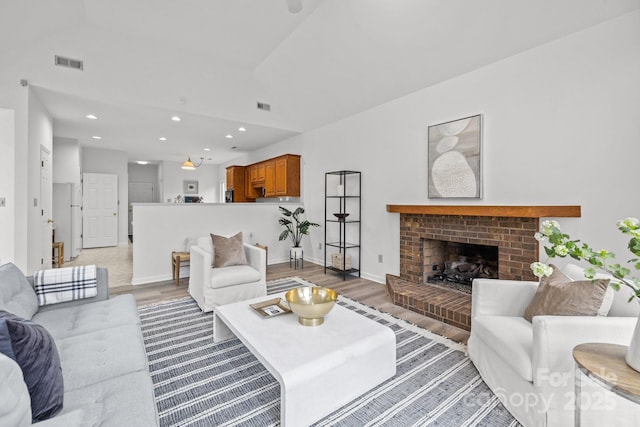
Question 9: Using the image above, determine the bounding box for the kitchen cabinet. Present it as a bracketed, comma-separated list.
[249, 163, 266, 187]
[257, 163, 266, 183]
[249, 165, 258, 184]
[274, 155, 300, 197]
[225, 166, 250, 202]
[232, 154, 301, 201]
[245, 168, 259, 199]
[264, 160, 276, 197]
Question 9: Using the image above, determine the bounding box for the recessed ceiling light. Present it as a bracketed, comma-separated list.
[136, 161, 149, 165]
[204, 148, 211, 151]
[225, 134, 233, 139]
[85, 114, 97, 120]
[171, 116, 181, 122]
[92, 136, 102, 140]
[159, 137, 167, 141]
[238, 127, 246, 132]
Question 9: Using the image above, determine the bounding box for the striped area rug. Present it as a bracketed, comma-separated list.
[139, 277, 520, 427]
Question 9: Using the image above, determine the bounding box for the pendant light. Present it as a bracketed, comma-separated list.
[181, 156, 204, 170]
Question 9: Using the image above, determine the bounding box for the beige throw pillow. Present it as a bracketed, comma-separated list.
[523, 265, 610, 322]
[211, 232, 248, 268]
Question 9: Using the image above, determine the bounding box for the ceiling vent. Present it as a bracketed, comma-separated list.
[257, 102, 271, 112]
[54, 55, 83, 71]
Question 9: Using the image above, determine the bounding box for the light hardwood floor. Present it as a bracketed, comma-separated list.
[68, 244, 469, 344]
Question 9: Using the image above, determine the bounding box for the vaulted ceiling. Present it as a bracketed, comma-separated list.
[1, 0, 638, 164]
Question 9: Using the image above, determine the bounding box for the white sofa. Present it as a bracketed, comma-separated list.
[468, 263, 640, 427]
[188, 236, 266, 312]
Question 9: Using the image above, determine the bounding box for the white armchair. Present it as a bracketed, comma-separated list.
[188, 236, 266, 312]
[468, 264, 639, 427]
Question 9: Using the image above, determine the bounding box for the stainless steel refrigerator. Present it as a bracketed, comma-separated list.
[53, 183, 82, 261]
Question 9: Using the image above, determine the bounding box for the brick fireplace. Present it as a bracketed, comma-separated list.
[386, 205, 581, 331]
[402, 214, 539, 284]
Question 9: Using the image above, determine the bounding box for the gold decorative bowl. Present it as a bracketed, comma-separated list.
[285, 286, 338, 326]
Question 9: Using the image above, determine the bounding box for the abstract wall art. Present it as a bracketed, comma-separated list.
[428, 114, 482, 199]
[183, 180, 199, 194]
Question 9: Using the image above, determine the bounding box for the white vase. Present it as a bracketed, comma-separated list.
[626, 311, 640, 372]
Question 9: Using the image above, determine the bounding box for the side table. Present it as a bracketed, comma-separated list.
[171, 251, 190, 287]
[573, 343, 640, 426]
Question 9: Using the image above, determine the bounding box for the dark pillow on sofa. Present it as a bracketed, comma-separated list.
[0, 319, 16, 361]
[0, 311, 64, 422]
[211, 232, 248, 268]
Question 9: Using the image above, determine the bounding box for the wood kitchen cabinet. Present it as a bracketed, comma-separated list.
[248, 165, 258, 184]
[264, 160, 276, 197]
[248, 163, 266, 187]
[245, 168, 260, 199]
[257, 163, 266, 183]
[225, 165, 250, 202]
[234, 154, 301, 201]
[275, 154, 300, 197]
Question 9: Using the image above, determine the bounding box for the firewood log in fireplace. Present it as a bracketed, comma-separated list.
[443, 257, 498, 284]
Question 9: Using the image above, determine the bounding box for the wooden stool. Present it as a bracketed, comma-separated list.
[171, 251, 190, 287]
[52, 242, 64, 267]
[255, 243, 268, 271]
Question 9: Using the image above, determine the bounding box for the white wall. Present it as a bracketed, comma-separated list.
[52, 137, 81, 185]
[242, 11, 640, 284]
[82, 147, 129, 245]
[27, 89, 53, 273]
[131, 203, 302, 284]
[0, 81, 33, 272]
[161, 161, 219, 203]
[0, 109, 16, 266]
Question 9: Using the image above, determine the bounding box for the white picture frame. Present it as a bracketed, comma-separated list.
[183, 180, 198, 194]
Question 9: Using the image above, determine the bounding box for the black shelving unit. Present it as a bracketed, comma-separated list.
[324, 170, 361, 280]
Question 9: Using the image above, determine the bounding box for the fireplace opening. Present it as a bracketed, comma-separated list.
[424, 240, 498, 293]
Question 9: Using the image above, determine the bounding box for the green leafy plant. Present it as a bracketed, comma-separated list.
[278, 206, 320, 248]
[531, 218, 640, 300]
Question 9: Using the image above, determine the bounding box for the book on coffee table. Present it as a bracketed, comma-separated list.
[250, 298, 291, 318]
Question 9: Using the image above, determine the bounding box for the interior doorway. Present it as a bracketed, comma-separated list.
[40, 145, 52, 269]
[82, 172, 118, 248]
[128, 181, 154, 240]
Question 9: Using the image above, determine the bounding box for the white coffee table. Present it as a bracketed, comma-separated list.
[213, 292, 397, 427]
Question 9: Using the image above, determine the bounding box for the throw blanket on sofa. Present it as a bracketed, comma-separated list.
[33, 265, 97, 306]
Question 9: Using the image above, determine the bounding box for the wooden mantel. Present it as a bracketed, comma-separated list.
[386, 205, 581, 218]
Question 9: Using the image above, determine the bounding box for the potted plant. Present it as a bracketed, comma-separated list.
[531, 218, 640, 370]
[278, 206, 320, 259]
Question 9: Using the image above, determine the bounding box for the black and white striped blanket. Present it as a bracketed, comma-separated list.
[33, 264, 97, 306]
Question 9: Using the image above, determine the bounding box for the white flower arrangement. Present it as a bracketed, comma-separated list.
[531, 218, 640, 300]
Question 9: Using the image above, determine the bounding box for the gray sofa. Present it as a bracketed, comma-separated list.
[0, 263, 158, 426]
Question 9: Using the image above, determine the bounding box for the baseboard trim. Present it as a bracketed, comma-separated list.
[131, 274, 172, 285]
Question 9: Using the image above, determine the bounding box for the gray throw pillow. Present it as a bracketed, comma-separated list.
[0, 263, 39, 319]
[0, 311, 64, 422]
[523, 265, 610, 322]
[211, 232, 248, 268]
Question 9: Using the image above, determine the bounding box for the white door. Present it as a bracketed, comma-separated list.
[128, 182, 153, 235]
[40, 146, 53, 268]
[83, 173, 118, 248]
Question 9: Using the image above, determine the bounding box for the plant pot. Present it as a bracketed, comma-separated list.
[290, 247, 303, 259]
[626, 307, 640, 372]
